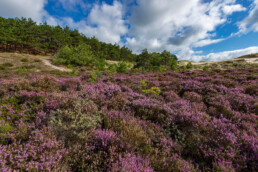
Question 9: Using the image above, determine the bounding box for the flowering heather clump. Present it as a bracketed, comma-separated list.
[0, 68, 257, 171]
[111, 153, 154, 172]
[0, 127, 68, 171]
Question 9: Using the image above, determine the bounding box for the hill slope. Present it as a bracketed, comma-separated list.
[0, 67, 257, 171]
[179, 53, 258, 70]
[0, 52, 72, 74]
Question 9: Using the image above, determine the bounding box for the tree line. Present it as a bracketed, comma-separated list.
[0, 17, 178, 71]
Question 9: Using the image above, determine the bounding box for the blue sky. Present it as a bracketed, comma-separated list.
[0, 0, 258, 61]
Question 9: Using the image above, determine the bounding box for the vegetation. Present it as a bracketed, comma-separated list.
[0, 68, 257, 171]
[186, 62, 193, 69]
[0, 16, 257, 172]
[0, 17, 178, 73]
[135, 49, 178, 71]
[53, 44, 95, 67]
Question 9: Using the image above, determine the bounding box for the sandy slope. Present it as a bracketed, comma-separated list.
[0, 52, 72, 72]
[193, 57, 258, 65]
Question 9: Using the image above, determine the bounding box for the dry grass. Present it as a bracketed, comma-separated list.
[0, 52, 72, 74]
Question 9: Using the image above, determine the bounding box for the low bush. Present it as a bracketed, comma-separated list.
[49, 98, 102, 145]
[1, 62, 13, 67]
[21, 58, 29, 62]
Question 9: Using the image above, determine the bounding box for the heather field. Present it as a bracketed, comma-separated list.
[0, 68, 257, 171]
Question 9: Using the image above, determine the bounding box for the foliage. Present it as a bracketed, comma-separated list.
[1, 62, 14, 67]
[0, 17, 136, 62]
[0, 62, 257, 171]
[49, 98, 102, 145]
[142, 87, 161, 95]
[0, 17, 179, 72]
[21, 58, 29, 63]
[203, 66, 209, 71]
[116, 61, 129, 73]
[186, 62, 193, 69]
[54, 44, 95, 66]
[140, 79, 147, 88]
[135, 49, 178, 72]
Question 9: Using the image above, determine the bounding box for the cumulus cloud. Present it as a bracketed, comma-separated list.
[125, 0, 246, 56]
[239, 0, 258, 33]
[65, 1, 128, 44]
[0, 0, 46, 22]
[193, 38, 225, 47]
[223, 4, 246, 15]
[189, 46, 258, 62]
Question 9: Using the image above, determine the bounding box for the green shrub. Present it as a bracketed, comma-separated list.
[186, 62, 193, 69]
[107, 64, 118, 73]
[116, 61, 128, 73]
[140, 79, 147, 88]
[0, 120, 14, 144]
[170, 60, 178, 72]
[0, 65, 6, 70]
[2, 62, 14, 67]
[21, 58, 29, 62]
[49, 98, 102, 146]
[16, 66, 29, 75]
[69, 68, 79, 77]
[54, 44, 95, 67]
[181, 65, 187, 71]
[54, 46, 73, 65]
[159, 66, 167, 72]
[88, 71, 103, 83]
[142, 87, 161, 95]
[203, 66, 209, 71]
[89, 72, 97, 83]
[94, 58, 107, 71]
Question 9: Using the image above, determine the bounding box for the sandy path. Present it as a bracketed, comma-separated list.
[40, 58, 72, 72]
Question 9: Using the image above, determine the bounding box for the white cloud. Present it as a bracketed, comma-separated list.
[0, 0, 46, 22]
[125, 0, 246, 57]
[44, 15, 60, 26]
[65, 1, 128, 44]
[193, 38, 225, 47]
[239, 0, 258, 33]
[189, 46, 258, 62]
[223, 4, 246, 15]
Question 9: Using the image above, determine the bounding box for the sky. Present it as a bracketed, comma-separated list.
[0, 0, 258, 61]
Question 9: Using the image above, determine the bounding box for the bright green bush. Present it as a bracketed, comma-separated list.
[107, 64, 118, 73]
[116, 61, 129, 73]
[94, 58, 107, 71]
[142, 87, 161, 95]
[140, 79, 147, 88]
[170, 60, 178, 72]
[54, 44, 95, 67]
